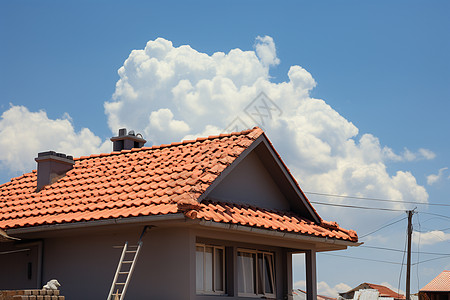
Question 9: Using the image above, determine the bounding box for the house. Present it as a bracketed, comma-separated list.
[0, 127, 359, 300]
[339, 283, 405, 300]
[419, 270, 450, 300]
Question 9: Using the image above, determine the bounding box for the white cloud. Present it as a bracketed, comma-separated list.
[293, 280, 351, 297]
[383, 147, 435, 162]
[293, 280, 306, 290]
[104, 36, 430, 231]
[254, 35, 280, 68]
[426, 167, 448, 185]
[148, 108, 190, 143]
[380, 282, 404, 297]
[317, 281, 352, 297]
[413, 230, 450, 245]
[0, 105, 111, 174]
[418, 148, 436, 160]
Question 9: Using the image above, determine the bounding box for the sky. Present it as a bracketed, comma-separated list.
[1, 0, 450, 297]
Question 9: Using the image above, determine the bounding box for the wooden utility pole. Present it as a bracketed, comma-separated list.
[406, 210, 414, 300]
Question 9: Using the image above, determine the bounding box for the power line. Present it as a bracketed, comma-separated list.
[320, 253, 403, 265]
[321, 250, 450, 266]
[310, 201, 405, 212]
[419, 212, 450, 220]
[397, 225, 408, 298]
[359, 245, 450, 256]
[358, 213, 405, 238]
[413, 256, 450, 265]
[359, 217, 407, 238]
[305, 191, 450, 207]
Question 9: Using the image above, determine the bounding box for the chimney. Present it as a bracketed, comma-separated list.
[110, 128, 147, 151]
[35, 151, 74, 191]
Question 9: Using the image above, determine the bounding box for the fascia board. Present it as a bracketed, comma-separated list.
[6, 213, 187, 235]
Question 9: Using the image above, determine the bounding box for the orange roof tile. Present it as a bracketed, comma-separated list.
[194, 200, 356, 241]
[342, 283, 405, 299]
[420, 270, 450, 292]
[0, 127, 357, 243]
[365, 283, 405, 299]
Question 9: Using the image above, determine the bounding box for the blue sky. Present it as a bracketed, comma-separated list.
[1, 0, 449, 296]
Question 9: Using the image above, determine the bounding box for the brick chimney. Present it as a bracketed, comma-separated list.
[35, 151, 75, 191]
[110, 128, 146, 151]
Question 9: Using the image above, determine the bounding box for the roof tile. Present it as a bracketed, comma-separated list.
[420, 270, 450, 292]
[0, 127, 357, 243]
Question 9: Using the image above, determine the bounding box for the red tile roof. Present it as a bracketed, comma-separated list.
[194, 200, 357, 241]
[365, 283, 405, 299]
[420, 270, 450, 292]
[341, 283, 405, 299]
[0, 127, 357, 243]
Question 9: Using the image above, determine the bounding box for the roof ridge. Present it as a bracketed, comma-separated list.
[74, 127, 263, 161]
[2, 127, 264, 185]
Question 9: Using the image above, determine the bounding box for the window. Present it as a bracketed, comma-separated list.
[237, 249, 275, 298]
[196, 244, 225, 294]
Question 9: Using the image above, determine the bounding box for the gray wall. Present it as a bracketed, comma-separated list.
[0, 243, 39, 290]
[209, 151, 291, 211]
[0, 224, 300, 300]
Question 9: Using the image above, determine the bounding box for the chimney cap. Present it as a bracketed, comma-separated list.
[35, 151, 74, 164]
[110, 128, 147, 151]
[110, 128, 146, 143]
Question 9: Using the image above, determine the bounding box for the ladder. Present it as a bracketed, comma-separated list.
[107, 241, 143, 300]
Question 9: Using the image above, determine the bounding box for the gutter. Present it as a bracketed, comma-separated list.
[196, 219, 362, 248]
[6, 213, 360, 248]
[6, 213, 186, 235]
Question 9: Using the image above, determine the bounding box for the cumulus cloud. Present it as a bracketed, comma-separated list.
[293, 280, 306, 290]
[294, 280, 351, 297]
[426, 167, 448, 185]
[383, 147, 435, 162]
[413, 230, 450, 245]
[318, 281, 352, 297]
[0, 105, 110, 174]
[104, 36, 430, 230]
[254, 35, 280, 68]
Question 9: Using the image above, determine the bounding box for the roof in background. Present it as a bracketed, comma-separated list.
[420, 270, 450, 292]
[365, 283, 405, 299]
[340, 283, 405, 299]
[0, 127, 357, 243]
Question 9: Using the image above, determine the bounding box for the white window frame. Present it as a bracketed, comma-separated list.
[237, 248, 276, 298]
[196, 243, 226, 295]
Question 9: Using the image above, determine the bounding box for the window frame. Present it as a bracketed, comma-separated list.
[237, 248, 276, 298]
[196, 243, 226, 295]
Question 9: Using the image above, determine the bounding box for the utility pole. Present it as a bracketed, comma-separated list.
[406, 209, 414, 300]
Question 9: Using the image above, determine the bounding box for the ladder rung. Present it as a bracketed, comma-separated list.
[108, 241, 143, 300]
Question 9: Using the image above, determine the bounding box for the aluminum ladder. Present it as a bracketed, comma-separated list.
[107, 241, 143, 300]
